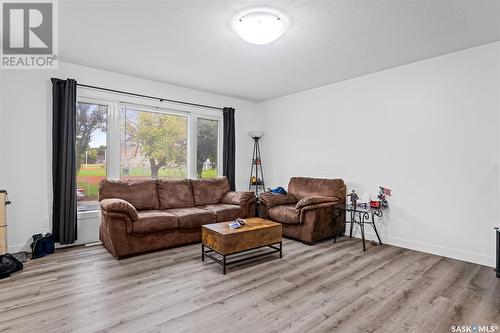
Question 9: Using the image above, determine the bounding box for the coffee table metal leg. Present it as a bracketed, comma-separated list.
[279, 242, 283, 258]
[201, 244, 205, 262]
[223, 254, 226, 275]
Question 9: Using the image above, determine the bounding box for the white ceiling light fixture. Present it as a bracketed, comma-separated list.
[231, 8, 289, 45]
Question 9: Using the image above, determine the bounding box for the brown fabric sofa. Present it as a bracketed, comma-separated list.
[98, 177, 255, 258]
[259, 177, 346, 244]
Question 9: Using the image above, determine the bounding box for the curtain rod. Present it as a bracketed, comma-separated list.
[76, 83, 224, 111]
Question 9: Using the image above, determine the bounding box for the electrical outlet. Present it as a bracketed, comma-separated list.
[42, 218, 49, 228]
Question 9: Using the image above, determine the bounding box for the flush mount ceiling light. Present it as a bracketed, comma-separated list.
[231, 8, 288, 45]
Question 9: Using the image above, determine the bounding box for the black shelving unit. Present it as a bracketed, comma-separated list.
[249, 135, 265, 198]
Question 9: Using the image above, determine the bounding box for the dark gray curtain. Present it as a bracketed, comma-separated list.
[222, 107, 236, 191]
[51, 78, 77, 244]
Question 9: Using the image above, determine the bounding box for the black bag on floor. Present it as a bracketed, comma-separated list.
[30, 233, 55, 259]
[0, 253, 23, 279]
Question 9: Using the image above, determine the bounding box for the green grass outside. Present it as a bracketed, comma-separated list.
[79, 164, 217, 178]
[201, 168, 217, 179]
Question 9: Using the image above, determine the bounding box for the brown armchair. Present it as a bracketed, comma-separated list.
[260, 177, 346, 244]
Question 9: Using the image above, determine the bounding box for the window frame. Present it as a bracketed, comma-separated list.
[75, 97, 114, 219]
[76, 88, 223, 218]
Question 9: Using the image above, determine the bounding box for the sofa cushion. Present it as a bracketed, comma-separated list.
[220, 191, 255, 205]
[198, 204, 243, 222]
[268, 204, 300, 224]
[166, 207, 216, 229]
[288, 177, 345, 200]
[191, 177, 230, 206]
[157, 179, 194, 209]
[99, 179, 159, 210]
[133, 210, 178, 234]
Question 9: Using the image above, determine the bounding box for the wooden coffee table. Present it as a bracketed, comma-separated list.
[201, 217, 282, 274]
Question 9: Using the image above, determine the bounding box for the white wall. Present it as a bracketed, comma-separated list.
[0, 61, 258, 252]
[258, 42, 500, 267]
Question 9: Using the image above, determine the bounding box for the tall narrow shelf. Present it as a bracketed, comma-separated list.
[249, 133, 265, 198]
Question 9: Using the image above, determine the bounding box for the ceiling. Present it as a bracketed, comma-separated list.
[60, 0, 500, 102]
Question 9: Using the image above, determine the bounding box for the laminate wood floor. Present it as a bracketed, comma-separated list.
[0, 238, 498, 333]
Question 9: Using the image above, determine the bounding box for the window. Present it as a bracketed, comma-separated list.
[75, 95, 222, 214]
[120, 105, 188, 179]
[197, 118, 219, 179]
[76, 101, 108, 212]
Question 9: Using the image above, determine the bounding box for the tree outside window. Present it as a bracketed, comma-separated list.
[120, 107, 188, 179]
[75, 102, 107, 212]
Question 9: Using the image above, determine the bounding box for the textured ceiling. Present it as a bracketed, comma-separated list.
[60, 0, 500, 102]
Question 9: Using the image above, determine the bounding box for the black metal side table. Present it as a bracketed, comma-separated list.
[333, 204, 383, 251]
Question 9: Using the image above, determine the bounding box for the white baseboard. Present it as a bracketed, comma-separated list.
[8, 243, 30, 253]
[345, 226, 495, 268]
[8, 236, 100, 254]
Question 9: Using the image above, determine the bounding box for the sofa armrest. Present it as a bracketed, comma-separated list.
[296, 196, 338, 210]
[100, 198, 139, 222]
[259, 192, 297, 209]
[220, 191, 255, 205]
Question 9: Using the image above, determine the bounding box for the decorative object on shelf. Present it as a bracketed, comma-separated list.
[249, 131, 265, 198]
[377, 186, 392, 208]
[347, 190, 359, 207]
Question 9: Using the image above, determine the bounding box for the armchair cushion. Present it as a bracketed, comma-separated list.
[220, 191, 255, 205]
[268, 204, 300, 224]
[259, 192, 297, 209]
[288, 177, 345, 200]
[100, 198, 139, 222]
[296, 196, 339, 210]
